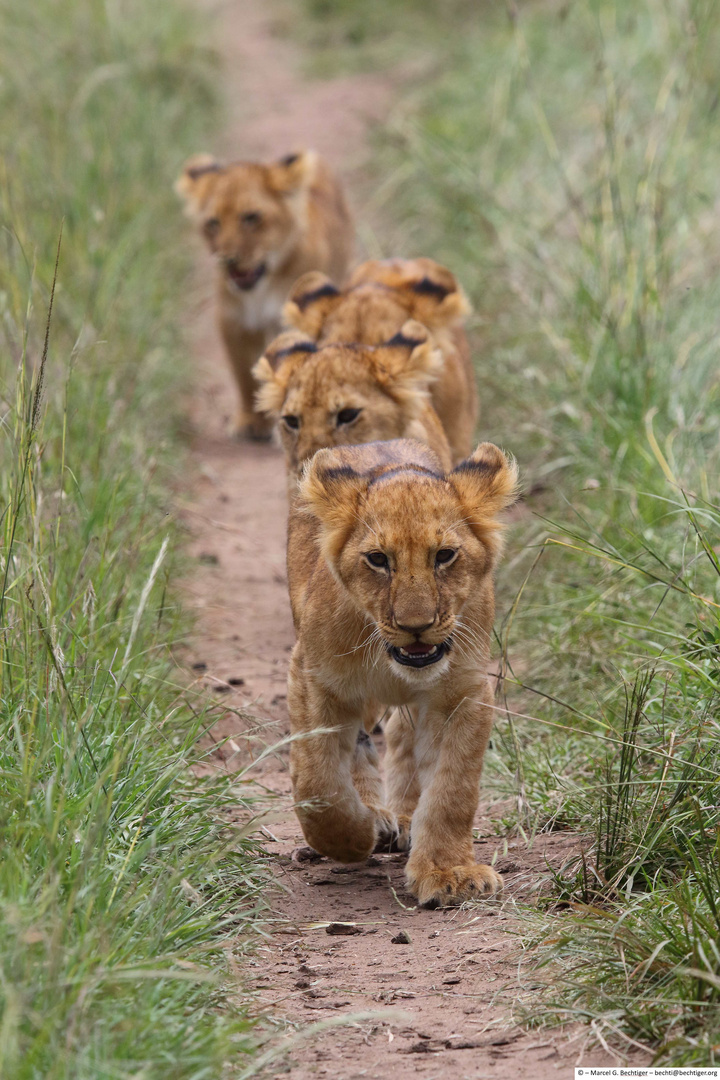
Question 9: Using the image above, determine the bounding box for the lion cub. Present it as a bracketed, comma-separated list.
[176, 150, 353, 439]
[287, 438, 518, 907]
[283, 257, 478, 461]
[253, 320, 453, 490]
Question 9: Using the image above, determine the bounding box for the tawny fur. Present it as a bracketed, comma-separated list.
[253, 320, 453, 493]
[176, 150, 353, 439]
[283, 257, 478, 461]
[287, 438, 518, 907]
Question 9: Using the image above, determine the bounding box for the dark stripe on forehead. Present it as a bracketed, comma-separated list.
[317, 464, 360, 483]
[366, 464, 444, 488]
[410, 275, 450, 299]
[272, 339, 317, 360]
[296, 282, 340, 311]
[187, 162, 222, 180]
[452, 456, 501, 477]
[188, 159, 259, 179]
[383, 330, 426, 349]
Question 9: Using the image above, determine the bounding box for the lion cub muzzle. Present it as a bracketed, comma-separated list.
[224, 257, 267, 292]
[387, 638, 450, 669]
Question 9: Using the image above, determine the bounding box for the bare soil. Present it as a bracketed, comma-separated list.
[179, 2, 650, 1076]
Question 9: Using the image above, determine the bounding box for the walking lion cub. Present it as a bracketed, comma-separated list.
[283, 257, 478, 461]
[176, 150, 353, 439]
[287, 438, 518, 907]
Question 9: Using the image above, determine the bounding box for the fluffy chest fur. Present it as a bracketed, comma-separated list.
[219, 275, 288, 335]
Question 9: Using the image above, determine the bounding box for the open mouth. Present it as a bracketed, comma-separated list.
[389, 640, 450, 669]
[226, 262, 266, 291]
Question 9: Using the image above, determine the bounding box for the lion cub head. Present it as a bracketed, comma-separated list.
[283, 257, 470, 342]
[253, 322, 449, 483]
[175, 151, 318, 292]
[296, 439, 518, 683]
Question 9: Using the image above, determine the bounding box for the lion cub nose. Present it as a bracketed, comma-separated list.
[395, 617, 435, 635]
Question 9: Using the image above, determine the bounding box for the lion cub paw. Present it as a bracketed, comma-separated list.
[371, 806, 400, 853]
[408, 862, 503, 909]
[394, 814, 412, 852]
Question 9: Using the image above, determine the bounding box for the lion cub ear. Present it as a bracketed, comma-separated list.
[405, 258, 471, 329]
[267, 150, 318, 194]
[174, 153, 223, 215]
[450, 444, 519, 558]
[283, 272, 342, 337]
[253, 332, 317, 416]
[374, 320, 444, 400]
[299, 450, 366, 562]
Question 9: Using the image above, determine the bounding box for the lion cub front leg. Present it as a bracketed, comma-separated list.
[218, 317, 275, 441]
[406, 689, 502, 908]
[288, 659, 388, 862]
[384, 707, 420, 851]
[352, 727, 398, 850]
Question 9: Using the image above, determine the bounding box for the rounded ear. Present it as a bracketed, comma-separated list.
[349, 258, 470, 328]
[252, 331, 317, 416]
[299, 450, 366, 564]
[266, 150, 318, 194]
[404, 258, 471, 329]
[283, 271, 342, 336]
[450, 444, 520, 558]
[373, 320, 444, 402]
[258, 330, 318, 372]
[174, 153, 222, 214]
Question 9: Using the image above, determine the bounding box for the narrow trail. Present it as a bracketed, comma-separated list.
[179, 3, 646, 1076]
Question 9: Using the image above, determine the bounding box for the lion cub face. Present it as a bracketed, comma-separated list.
[253, 322, 443, 481]
[176, 152, 317, 292]
[300, 441, 518, 684]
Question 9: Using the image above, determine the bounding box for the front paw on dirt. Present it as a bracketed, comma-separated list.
[387, 814, 412, 853]
[371, 807, 400, 853]
[409, 863, 503, 908]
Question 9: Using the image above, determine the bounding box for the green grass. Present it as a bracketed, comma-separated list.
[0, 1, 269, 1075]
[298, 0, 720, 1063]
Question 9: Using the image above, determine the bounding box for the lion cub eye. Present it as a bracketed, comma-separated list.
[336, 407, 361, 427]
[240, 211, 262, 228]
[365, 551, 389, 570]
[435, 548, 457, 567]
[281, 414, 300, 430]
[203, 217, 220, 238]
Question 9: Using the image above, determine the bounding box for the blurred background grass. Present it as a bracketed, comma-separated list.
[0, 1, 268, 1075]
[297, 0, 720, 1063]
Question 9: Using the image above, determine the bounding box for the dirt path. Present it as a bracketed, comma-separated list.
[179, 3, 647, 1076]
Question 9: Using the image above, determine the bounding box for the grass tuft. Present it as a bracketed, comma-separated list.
[0, 0, 269, 1074]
